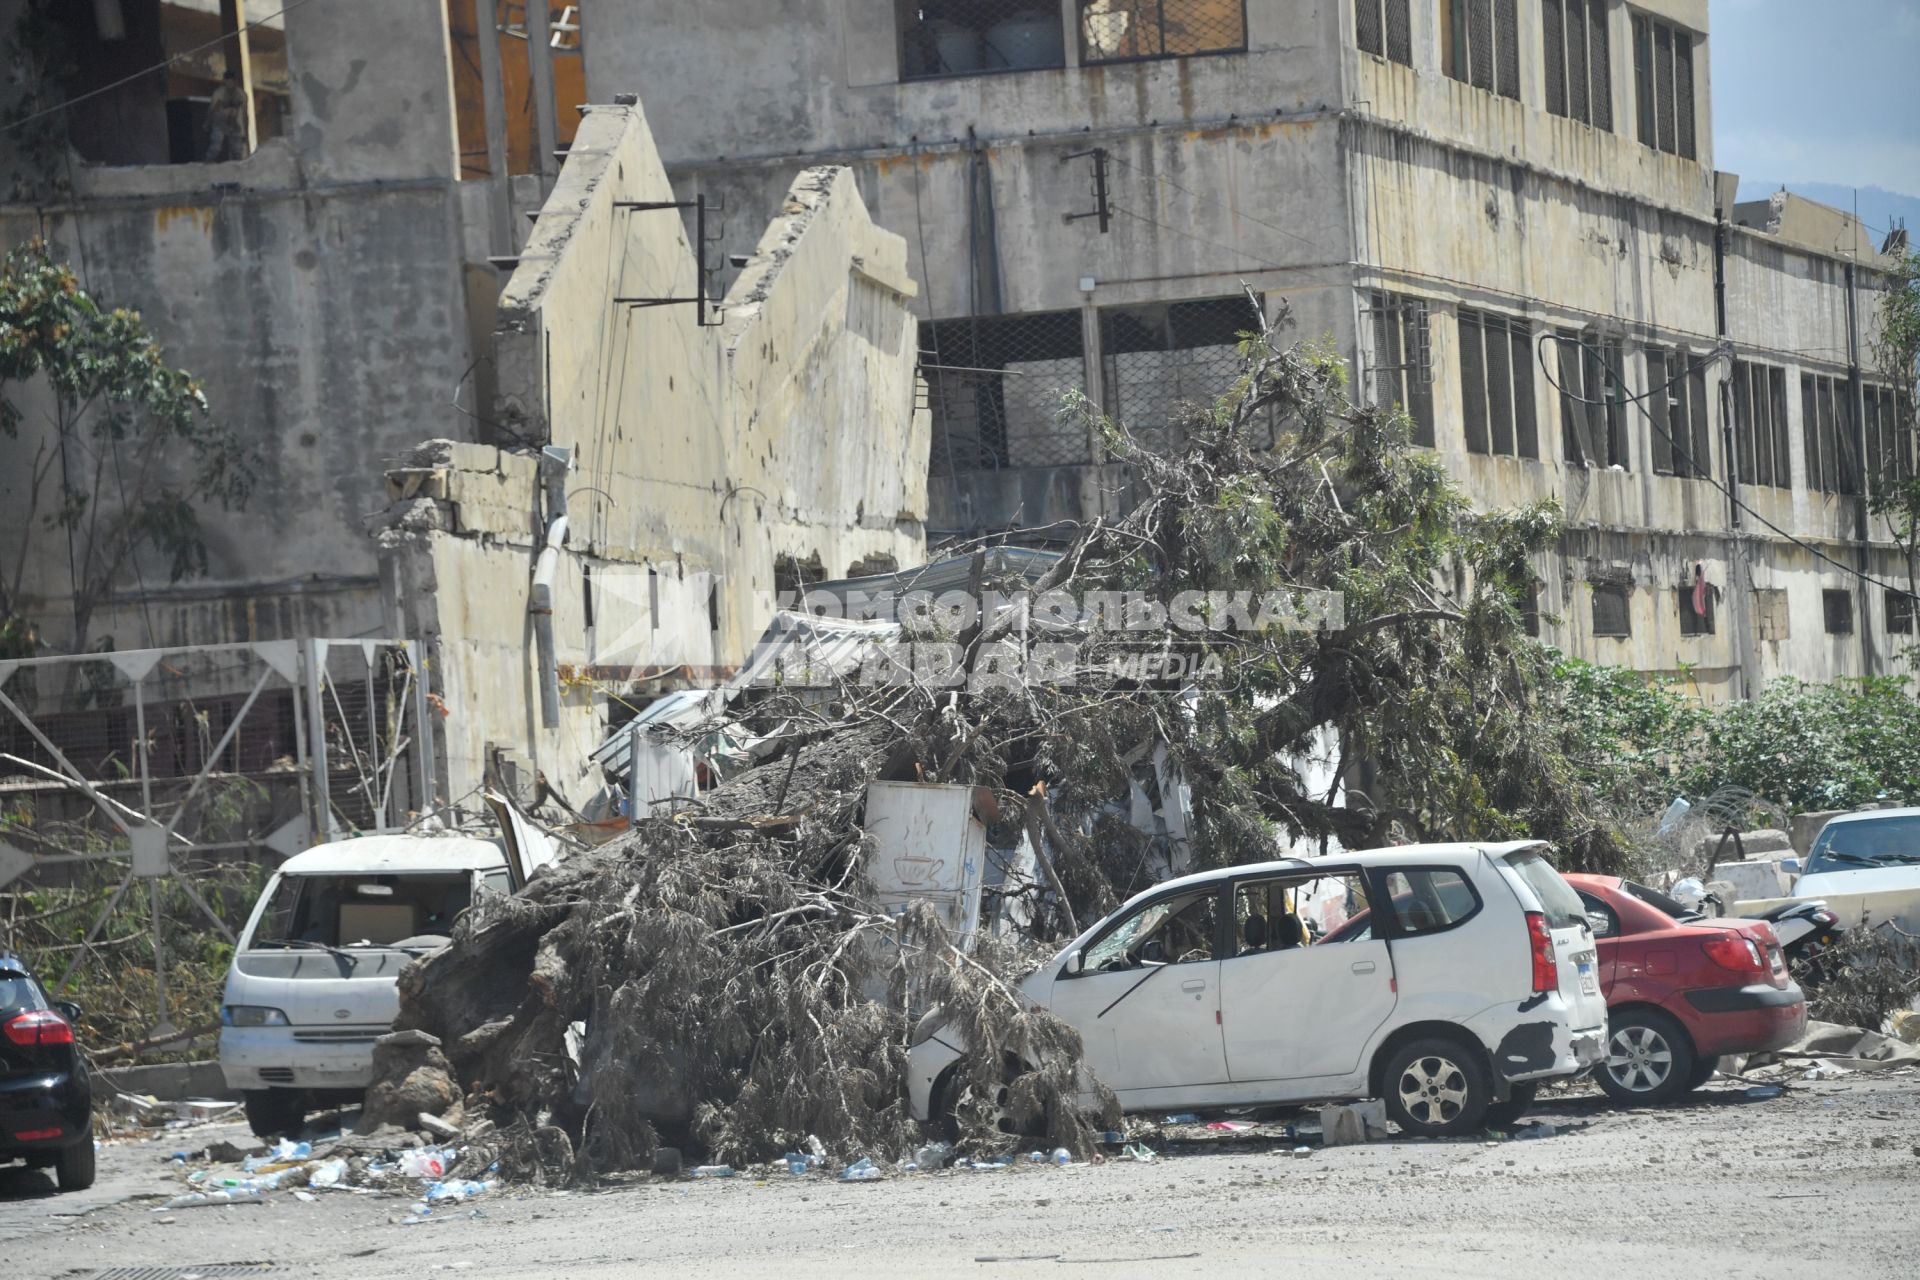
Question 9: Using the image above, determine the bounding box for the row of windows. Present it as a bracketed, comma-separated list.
[1358, 2, 1693, 160]
[1586, 583, 1908, 642]
[899, 2, 1246, 80]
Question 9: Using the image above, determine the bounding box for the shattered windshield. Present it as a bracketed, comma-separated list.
[247, 873, 474, 950]
[1806, 817, 1920, 876]
[1082, 888, 1218, 971]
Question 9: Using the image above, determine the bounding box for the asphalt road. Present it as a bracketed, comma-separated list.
[6, 1075, 1917, 1279]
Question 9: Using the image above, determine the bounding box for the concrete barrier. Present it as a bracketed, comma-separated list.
[89, 1059, 238, 1103]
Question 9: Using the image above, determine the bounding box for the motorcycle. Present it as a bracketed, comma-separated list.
[1669, 878, 1842, 983]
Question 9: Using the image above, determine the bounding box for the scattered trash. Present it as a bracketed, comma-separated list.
[1050, 1148, 1072, 1165]
[1162, 1113, 1201, 1124]
[1097, 1130, 1125, 1144]
[1743, 1085, 1784, 1100]
[1320, 1100, 1389, 1146]
[1512, 1123, 1556, 1140]
[839, 1157, 882, 1181]
[690, 1164, 735, 1179]
[397, 1147, 452, 1179]
[418, 1112, 463, 1140]
[156, 1188, 265, 1210]
[309, 1158, 349, 1188]
[293, 1190, 317, 1203]
[1121, 1143, 1156, 1164]
[1206, 1121, 1254, 1132]
[1291, 1146, 1313, 1159]
[425, 1179, 494, 1202]
[911, 1140, 954, 1171]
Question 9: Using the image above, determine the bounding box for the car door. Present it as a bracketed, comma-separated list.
[1218, 869, 1397, 1084]
[1044, 885, 1228, 1096]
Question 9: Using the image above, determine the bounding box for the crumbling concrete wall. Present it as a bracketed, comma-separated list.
[374, 103, 928, 803]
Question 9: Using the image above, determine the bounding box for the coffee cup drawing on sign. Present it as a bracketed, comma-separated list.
[893, 855, 945, 887]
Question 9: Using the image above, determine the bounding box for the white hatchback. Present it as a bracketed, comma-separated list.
[909, 842, 1608, 1138]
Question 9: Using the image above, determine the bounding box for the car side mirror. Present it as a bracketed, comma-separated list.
[55, 1001, 83, 1022]
[1063, 950, 1084, 977]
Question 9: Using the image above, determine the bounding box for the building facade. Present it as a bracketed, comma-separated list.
[582, 0, 1913, 699]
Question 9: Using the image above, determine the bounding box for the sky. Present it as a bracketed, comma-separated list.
[1710, 0, 1919, 207]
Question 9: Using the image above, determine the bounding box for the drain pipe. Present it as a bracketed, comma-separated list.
[532, 445, 574, 729]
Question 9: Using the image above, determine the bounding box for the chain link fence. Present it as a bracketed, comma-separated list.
[1079, 0, 1247, 63]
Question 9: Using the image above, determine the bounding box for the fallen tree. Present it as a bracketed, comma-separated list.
[386, 311, 1632, 1180]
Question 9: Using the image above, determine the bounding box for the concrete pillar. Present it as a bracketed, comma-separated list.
[218, 0, 257, 151]
[474, 0, 512, 255]
[525, 1, 559, 179]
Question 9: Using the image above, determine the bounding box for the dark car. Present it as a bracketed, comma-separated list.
[1, 950, 95, 1190]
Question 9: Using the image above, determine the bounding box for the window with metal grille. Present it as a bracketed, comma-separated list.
[1556, 329, 1629, 469]
[1676, 584, 1714, 636]
[1544, 0, 1612, 129]
[1731, 360, 1791, 489]
[1442, 0, 1519, 99]
[1355, 0, 1413, 64]
[1080, 1, 1247, 64]
[1100, 295, 1268, 454]
[1823, 588, 1853, 636]
[1646, 346, 1711, 480]
[899, 2, 1068, 80]
[1800, 372, 1860, 495]
[1363, 290, 1434, 446]
[1887, 590, 1915, 636]
[1591, 582, 1631, 638]
[922, 311, 1088, 474]
[1458, 308, 1536, 458]
[1632, 13, 1697, 158]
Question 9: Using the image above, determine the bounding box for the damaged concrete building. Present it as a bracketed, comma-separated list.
[581, 0, 1913, 699]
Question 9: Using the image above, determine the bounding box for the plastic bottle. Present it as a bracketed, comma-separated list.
[425, 1178, 493, 1201]
[309, 1158, 348, 1188]
[839, 1157, 881, 1182]
[157, 1188, 264, 1210]
[1051, 1148, 1071, 1166]
[782, 1153, 809, 1175]
[911, 1140, 954, 1170]
[689, 1164, 735, 1179]
[397, 1147, 449, 1179]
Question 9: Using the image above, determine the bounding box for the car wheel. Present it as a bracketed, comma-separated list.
[938, 1058, 1045, 1145]
[1481, 1081, 1538, 1129]
[243, 1088, 307, 1140]
[55, 1138, 96, 1191]
[1382, 1037, 1491, 1138]
[1685, 1055, 1720, 1091]
[1597, 1008, 1696, 1106]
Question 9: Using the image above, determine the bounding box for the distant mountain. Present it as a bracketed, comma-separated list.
[1735, 181, 1920, 248]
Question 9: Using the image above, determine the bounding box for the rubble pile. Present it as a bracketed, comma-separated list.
[373, 321, 1632, 1181]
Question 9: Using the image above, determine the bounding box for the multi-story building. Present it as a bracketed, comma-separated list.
[588, 0, 1913, 698]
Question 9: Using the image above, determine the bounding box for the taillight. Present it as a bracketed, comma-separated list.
[1702, 934, 1765, 974]
[2, 1010, 75, 1047]
[1525, 911, 1556, 993]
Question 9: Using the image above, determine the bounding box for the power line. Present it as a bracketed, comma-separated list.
[3, 0, 320, 136]
[1108, 204, 1290, 273]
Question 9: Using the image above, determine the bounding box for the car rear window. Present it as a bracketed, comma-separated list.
[1501, 849, 1587, 929]
[1621, 879, 1690, 919]
[1, 970, 47, 1016]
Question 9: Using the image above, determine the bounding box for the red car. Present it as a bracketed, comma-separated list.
[1564, 874, 1808, 1105]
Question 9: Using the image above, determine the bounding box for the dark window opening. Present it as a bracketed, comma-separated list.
[1887, 590, 1914, 636]
[1355, 0, 1413, 66]
[1648, 347, 1712, 480]
[1544, 0, 1612, 130]
[1591, 582, 1631, 638]
[923, 311, 1087, 473]
[1731, 360, 1792, 489]
[1442, 0, 1520, 100]
[1823, 588, 1853, 636]
[1459, 308, 1536, 458]
[1101, 295, 1270, 455]
[1081, 1, 1248, 65]
[1633, 13, 1698, 159]
[1865, 384, 1916, 493]
[900, 2, 1067, 80]
[1364, 291, 1434, 446]
[1557, 330, 1629, 469]
[1801, 372, 1860, 496]
[1676, 583, 1714, 636]
[34, 0, 289, 169]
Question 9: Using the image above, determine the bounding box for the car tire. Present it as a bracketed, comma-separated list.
[1382, 1037, 1492, 1138]
[55, 1138, 96, 1191]
[937, 1058, 1045, 1145]
[243, 1088, 307, 1140]
[1685, 1055, 1720, 1092]
[1481, 1081, 1538, 1130]
[1596, 1008, 1696, 1106]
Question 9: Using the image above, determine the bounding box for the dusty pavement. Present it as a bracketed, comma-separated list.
[5, 1076, 1917, 1280]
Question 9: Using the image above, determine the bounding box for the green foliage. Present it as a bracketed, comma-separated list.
[1698, 676, 1920, 811]
[0, 239, 255, 652]
[1542, 657, 1707, 816]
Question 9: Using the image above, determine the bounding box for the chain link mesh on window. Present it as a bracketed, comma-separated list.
[1362, 291, 1434, 446]
[922, 311, 1090, 475]
[1355, 0, 1383, 57]
[899, 2, 1068, 80]
[1100, 295, 1269, 455]
[1079, 1, 1247, 64]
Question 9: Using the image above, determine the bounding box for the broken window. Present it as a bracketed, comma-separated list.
[923, 311, 1088, 473]
[1590, 581, 1631, 638]
[1458, 307, 1536, 459]
[1354, 0, 1412, 66]
[1080, 1, 1248, 64]
[1823, 588, 1854, 636]
[1082, 886, 1220, 969]
[899, 2, 1067, 79]
[41, 1, 290, 168]
[1754, 588, 1790, 643]
[1441, 0, 1519, 100]
[1732, 360, 1791, 489]
[1633, 13, 1697, 160]
[1801, 373, 1860, 496]
[1362, 291, 1434, 446]
[1557, 330, 1629, 469]
[1676, 584, 1714, 637]
[1100, 295, 1270, 455]
[1543, 0, 1612, 130]
[1887, 590, 1914, 636]
[1646, 347, 1711, 480]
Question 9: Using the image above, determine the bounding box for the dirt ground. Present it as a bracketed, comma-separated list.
[5, 1075, 1917, 1279]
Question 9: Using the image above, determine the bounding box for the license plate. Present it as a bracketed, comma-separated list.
[1577, 961, 1598, 996]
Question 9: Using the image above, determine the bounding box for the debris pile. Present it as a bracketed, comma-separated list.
[373, 318, 1632, 1181]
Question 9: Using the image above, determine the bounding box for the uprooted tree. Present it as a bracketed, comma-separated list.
[387, 309, 1633, 1181]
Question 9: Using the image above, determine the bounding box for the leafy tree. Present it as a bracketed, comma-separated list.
[0, 239, 254, 656]
[1867, 248, 1920, 605]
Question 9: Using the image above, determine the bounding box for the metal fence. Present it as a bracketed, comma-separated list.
[1079, 0, 1247, 63]
[899, 2, 1068, 80]
[1100, 295, 1267, 453]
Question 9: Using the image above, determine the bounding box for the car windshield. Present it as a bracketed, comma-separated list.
[1082, 888, 1217, 971]
[1502, 849, 1587, 929]
[1622, 879, 1692, 919]
[247, 873, 474, 950]
[1806, 816, 1920, 875]
[1, 970, 46, 1016]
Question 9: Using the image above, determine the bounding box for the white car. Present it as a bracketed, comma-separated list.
[1793, 808, 1920, 927]
[909, 842, 1608, 1138]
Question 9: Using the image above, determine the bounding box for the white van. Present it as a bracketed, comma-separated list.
[909, 842, 1608, 1139]
[218, 834, 511, 1138]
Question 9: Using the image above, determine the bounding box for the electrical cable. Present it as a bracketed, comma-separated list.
[1108, 204, 1290, 272]
[1103, 152, 1338, 258]
[1534, 333, 1919, 601]
[3, 0, 321, 136]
